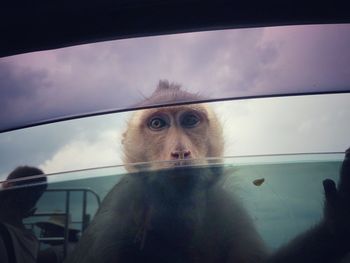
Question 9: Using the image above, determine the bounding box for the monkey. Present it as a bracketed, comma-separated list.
[66, 80, 350, 263]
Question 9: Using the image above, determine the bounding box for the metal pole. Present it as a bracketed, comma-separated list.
[82, 190, 87, 231]
[63, 190, 70, 259]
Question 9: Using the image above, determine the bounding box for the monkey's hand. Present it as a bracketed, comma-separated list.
[323, 147, 350, 249]
[266, 149, 350, 263]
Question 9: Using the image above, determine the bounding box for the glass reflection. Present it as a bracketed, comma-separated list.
[0, 153, 347, 262]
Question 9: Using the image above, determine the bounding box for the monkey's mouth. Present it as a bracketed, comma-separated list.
[153, 159, 208, 170]
[173, 160, 193, 167]
[136, 158, 211, 172]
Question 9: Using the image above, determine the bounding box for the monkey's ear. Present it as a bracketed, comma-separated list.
[121, 131, 127, 145]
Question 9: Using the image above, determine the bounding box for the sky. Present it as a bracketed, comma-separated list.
[0, 93, 349, 181]
[0, 23, 350, 180]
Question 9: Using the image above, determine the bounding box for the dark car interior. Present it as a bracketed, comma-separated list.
[1, 1, 349, 58]
[1, 1, 350, 263]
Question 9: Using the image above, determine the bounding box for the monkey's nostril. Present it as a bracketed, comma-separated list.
[171, 150, 191, 160]
[184, 150, 191, 158]
[171, 152, 180, 159]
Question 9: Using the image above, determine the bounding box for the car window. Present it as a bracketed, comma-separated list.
[0, 94, 349, 178]
[0, 93, 349, 262]
[0, 153, 344, 259]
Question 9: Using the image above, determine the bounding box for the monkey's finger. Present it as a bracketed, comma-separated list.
[338, 147, 350, 195]
[323, 179, 338, 204]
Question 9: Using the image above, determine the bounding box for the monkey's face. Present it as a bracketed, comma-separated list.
[122, 104, 224, 171]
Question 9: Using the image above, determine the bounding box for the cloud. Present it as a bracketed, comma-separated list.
[0, 61, 50, 128]
[40, 129, 122, 174]
[0, 112, 130, 180]
[254, 24, 350, 93]
[0, 123, 76, 180]
[214, 93, 350, 156]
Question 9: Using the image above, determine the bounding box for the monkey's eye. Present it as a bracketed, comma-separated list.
[181, 113, 200, 128]
[148, 117, 168, 130]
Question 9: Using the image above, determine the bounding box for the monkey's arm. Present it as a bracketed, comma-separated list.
[266, 148, 350, 263]
[65, 175, 146, 263]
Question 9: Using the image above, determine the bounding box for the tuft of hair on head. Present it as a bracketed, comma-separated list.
[137, 80, 202, 107]
[155, 79, 181, 92]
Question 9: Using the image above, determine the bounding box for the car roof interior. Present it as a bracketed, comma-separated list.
[1, 0, 349, 58]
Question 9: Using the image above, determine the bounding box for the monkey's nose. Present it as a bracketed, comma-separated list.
[171, 150, 191, 160]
